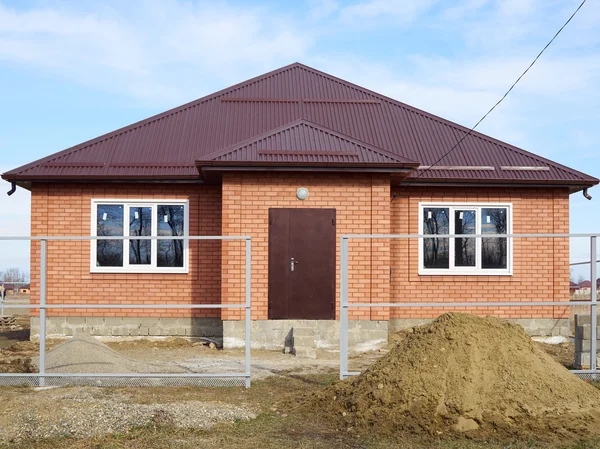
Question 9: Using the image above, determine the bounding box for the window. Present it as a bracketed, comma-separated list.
[419, 203, 511, 275]
[91, 200, 189, 273]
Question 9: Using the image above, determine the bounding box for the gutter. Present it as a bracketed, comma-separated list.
[6, 182, 16, 196]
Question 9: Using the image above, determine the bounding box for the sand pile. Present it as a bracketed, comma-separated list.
[318, 313, 600, 441]
[42, 334, 182, 373]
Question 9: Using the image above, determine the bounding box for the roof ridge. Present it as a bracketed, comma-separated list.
[197, 118, 418, 164]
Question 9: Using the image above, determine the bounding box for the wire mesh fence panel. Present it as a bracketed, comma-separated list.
[573, 373, 600, 384]
[0, 235, 252, 389]
[339, 233, 600, 380]
[0, 376, 246, 388]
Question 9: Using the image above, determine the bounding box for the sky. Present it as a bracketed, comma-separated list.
[0, 0, 598, 280]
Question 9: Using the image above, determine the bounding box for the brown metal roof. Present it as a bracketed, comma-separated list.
[198, 119, 418, 164]
[3, 62, 598, 189]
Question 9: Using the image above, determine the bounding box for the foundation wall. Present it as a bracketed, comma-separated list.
[388, 318, 569, 337]
[222, 319, 388, 353]
[30, 316, 223, 339]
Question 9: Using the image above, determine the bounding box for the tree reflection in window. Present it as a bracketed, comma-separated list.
[481, 208, 507, 269]
[423, 207, 449, 269]
[157, 205, 185, 267]
[96, 205, 123, 267]
[454, 210, 476, 267]
[129, 207, 152, 265]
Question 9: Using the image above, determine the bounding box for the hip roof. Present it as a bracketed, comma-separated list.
[3, 62, 597, 191]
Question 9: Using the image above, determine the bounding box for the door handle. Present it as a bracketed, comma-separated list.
[291, 257, 298, 272]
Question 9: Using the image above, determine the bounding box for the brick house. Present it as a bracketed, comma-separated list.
[2, 63, 598, 348]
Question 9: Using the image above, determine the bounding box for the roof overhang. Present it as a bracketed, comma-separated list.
[196, 160, 418, 183]
[398, 178, 599, 194]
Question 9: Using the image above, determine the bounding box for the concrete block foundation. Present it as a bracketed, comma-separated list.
[30, 317, 223, 340]
[389, 318, 569, 337]
[30, 316, 570, 355]
[222, 320, 389, 354]
[573, 314, 599, 369]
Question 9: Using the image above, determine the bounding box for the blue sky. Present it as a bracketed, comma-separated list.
[0, 0, 598, 279]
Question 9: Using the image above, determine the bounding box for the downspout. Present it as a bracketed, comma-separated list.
[6, 182, 16, 196]
[583, 187, 592, 201]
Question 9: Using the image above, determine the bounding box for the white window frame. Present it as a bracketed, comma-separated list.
[91, 199, 189, 274]
[418, 202, 513, 276]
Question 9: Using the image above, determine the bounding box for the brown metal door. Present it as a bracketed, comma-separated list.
[268, 208, 336, 320]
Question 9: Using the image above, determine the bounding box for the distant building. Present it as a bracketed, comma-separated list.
[1, 283, 30, 295]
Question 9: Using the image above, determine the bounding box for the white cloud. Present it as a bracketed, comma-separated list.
[497, 0, 538, 17]
[440, 0, 491, 20]
[0, 1, 313, 105]
[408, 54, 600, 98]
[309, 0, 340, 20]
[339, 0, 438, 24]
[446, 0, 597, 53]
[311, 56, 529, 146]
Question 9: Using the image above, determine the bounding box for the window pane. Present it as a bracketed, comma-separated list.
[423, 208, 449, 269]
[96, 205, 123, 267]
[481, 208, 508, 269]
[157, 205, 185, 268]
[454, 210, 476, 267]
[129, 207, 152, 265]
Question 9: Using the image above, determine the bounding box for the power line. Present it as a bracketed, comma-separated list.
[408, 0, 587, 184]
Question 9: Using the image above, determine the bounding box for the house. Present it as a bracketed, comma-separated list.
[570, 282, 581, 295]
[0, 284, 16, 295]
[578, 280, 593, 292]
[2, 63, 598, 348]
[0, 283, 30, 296]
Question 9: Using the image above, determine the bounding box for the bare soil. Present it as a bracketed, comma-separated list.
[315, 313, 600, 444]
[537, 341, 575, 369]
[1, 375, 600, 449]
[0, 314, 596, 448]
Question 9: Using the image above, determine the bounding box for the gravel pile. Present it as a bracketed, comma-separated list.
[42, 334, 184, 373]
[0, 389, 255, 442]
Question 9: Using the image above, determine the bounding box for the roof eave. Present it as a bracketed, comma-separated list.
[1, 174, 202, 182]
[400, 177, 599, 193]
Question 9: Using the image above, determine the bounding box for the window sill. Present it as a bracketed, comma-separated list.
[418, 269, 512, 276]
[90, 268, 189, 274]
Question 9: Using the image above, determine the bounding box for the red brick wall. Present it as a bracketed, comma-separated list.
[29, 183, 222, 318]
[29, 180, 571, 323]
[389, 187, 570, 320]
[220, 173, 390, 320]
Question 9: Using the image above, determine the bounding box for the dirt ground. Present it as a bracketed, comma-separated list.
[0, 317, 595, 449]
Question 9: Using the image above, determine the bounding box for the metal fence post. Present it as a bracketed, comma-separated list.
[591, 236, 597, 373]
[39, 239, 47, 387]
[1, 282, 4, 316]
[244, 237, 252, 389]
[340, 236, 349, 380]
